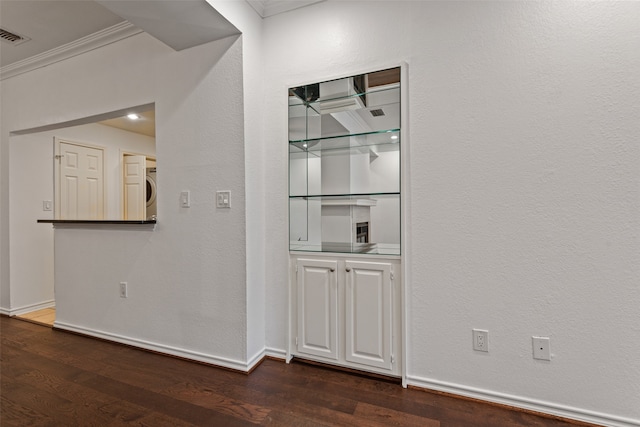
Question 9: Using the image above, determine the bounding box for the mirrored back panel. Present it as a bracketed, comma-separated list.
[289, 68, 401, 255]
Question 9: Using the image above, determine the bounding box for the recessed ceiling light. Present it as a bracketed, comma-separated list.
[127, 113, 140, 120]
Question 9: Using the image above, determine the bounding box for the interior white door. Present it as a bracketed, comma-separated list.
[345, 260, 392, 370]
[55, 139, 104, 220]
[123, 155, 146, 220]
[296, 258, 339, 360]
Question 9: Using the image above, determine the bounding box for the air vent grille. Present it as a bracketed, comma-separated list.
[0, 28, 31, 45]
[370, 109, 385, 117]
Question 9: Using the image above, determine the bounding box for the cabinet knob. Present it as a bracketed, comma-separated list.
[330, 268, 335, 272]
[346, 267, 351, 272]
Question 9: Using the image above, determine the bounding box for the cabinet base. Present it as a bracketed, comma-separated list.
[290, 355, 401, 383]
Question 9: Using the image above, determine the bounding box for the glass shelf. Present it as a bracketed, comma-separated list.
[289, 192, 399, 199]
[289, 194, 400, 255]
[289, 242, 401, 256]
[289, 140, 400, 195]
[289, 129, 400, 154]
[289, 85, 400, 142]
[289, 68, 401, 255]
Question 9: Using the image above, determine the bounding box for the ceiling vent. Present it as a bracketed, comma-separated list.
[0, 28, 31, 46]
[370, 109, 385, 117]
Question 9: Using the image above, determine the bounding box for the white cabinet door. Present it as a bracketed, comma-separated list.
[345, 260, 392, 370]
[296, 258, 339, 360]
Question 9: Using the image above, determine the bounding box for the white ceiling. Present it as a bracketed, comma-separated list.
[0, 0, 124, 68]
[99, 109, 156, 137]
[0, 0, 324, 70]
[0, 0, 245, 70]
[0, 0, 323, 135]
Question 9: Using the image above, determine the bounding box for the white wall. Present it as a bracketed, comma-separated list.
[207, 0, 267, 362]
[7, 133, 54, 313]
[1, 31, 250, 367]
[0, 76, 10, 315]
[7, 124, 154, 313]
[261, 1, 640, 425]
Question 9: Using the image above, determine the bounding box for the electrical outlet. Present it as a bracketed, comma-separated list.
[532, 336, 551, 360]
[472, 329, 489, 352]
[119, 282, 128, 298]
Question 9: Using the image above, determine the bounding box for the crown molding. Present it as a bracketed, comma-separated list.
[246, 0, 324, 18]
[0, 21, 143, 81]
[246, 0, 266, 17]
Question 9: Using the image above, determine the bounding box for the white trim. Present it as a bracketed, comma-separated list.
[0, 22, 143, 81]
[247, 348, 265, 371]
[265, 347, 287, 360]
[246, 0, 266, 17]
[246, 0, 325, 18]
[246, 347, 287, 369]
[7, 299, 55, 316]
[54, 321, 253, 372]
[399, 61, 410, 389]
[406, 375, 640, 427]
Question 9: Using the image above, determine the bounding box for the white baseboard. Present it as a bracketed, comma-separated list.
[54, 321, 253, 373]
[0, 306, 10, 316]
[406, 375, 640, 427]
[264, 347, 287, 360]
[8, 300, 55, 316]
[247, 348, 266, 371]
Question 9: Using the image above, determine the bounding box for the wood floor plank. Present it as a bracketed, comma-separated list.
[14, 308, 55, 327]
[77, 372, 254, 426]
[0, 394, 53, 427]
[1, 317, 603, 427]
[260, 410, 333, 427]
[128, 410, 207, 427]
[155, 382, 271, 424]
[354, 401, 441, 426]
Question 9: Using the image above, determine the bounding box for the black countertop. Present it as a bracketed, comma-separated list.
[37, 219, 156, 225]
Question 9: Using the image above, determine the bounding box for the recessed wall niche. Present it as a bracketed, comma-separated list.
[288, 68, 401, 255]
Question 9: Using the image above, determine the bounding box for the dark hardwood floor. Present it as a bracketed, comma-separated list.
[1, 316, 600, 427]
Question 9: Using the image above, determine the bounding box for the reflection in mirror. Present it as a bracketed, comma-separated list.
[289, 68, 401, 255]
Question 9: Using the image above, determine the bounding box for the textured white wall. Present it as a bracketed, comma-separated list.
[207, 0, 267, 362]
[1, 32, 249, 365]
[261, 1, 640, 424]
[8, 124, 154, 313]
[7, 134, 54, 312]
[0, 80, 10, 313]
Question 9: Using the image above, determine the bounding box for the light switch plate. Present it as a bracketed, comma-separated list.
[216, 191, 231, 208]
[43, 200, 52, 211]
[180, 191, 190, 208]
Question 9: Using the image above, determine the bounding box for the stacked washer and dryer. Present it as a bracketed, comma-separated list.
[146, 167, 157, 220]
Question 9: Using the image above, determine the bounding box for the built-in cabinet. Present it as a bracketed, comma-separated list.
[288, 67, 404, 379]
[292, 256, 401, 376]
